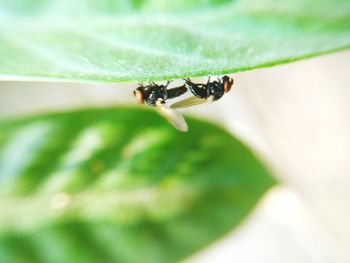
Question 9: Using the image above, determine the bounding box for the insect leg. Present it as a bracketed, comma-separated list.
[206, 76, 211, 84]
[165, 80, 173, 88]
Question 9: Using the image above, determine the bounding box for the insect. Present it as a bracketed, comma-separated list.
[171, 75, 234, 109]
[134, 81, 189, 132]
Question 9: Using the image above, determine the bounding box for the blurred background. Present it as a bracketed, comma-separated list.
[1, 50, 349, 262]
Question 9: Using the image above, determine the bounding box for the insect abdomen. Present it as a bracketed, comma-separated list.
[167, 85, 187, 99]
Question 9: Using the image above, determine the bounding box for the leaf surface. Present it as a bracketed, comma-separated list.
[0, 107, 276, 263]
[0, 0, 349, 82]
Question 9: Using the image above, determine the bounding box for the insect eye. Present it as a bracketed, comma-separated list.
[134, 89, 145, 104]
[223, 76, 233, 93]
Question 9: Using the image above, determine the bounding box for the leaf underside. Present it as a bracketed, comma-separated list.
[0, 107, 276, 263]
[0, 0, 349, 83]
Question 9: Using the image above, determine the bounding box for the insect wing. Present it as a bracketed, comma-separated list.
[170, 96, 213, 109]
[155, 101, 188, 132]
[170, 96, 207, 109]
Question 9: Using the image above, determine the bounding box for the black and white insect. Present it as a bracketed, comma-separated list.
[134, 75, 234, 132]
[171, 75, 234, 109]
[134, 81, 188, 132]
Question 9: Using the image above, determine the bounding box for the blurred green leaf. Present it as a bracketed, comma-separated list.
[0, 0, 349, 82]
[0, 107, 275, 263]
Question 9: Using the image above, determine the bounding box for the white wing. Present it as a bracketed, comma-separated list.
[170, 96, 214, 109]
[155, 101, 188, 132]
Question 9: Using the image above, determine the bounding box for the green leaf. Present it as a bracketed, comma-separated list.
[0, 107, 276, 263]
[0, 0, 349, 82]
